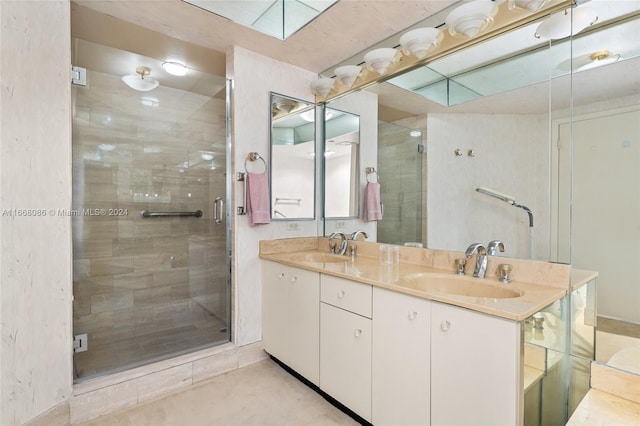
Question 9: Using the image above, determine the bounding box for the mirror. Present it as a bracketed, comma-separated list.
[321, 2, 640, 378]
[323, 107, 360, 218]
[270, 93, 315, 220]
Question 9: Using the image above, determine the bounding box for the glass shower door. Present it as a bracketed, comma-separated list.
[376, 120, 424, 246]
[71, 38, 230, 380]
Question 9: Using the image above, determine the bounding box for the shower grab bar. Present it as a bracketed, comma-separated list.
[140, 210, 203, 218]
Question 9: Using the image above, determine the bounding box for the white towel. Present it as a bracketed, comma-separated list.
[363, 182, 382, 222]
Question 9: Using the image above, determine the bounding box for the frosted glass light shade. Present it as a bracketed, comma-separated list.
[162, 61, 189, 76]
[399, 27, 443, 59]
[535, 6, 598, 40]
[508, 0, 548, 12]
[363, 48, 397, 74]
[577, 51, 620, 71]
[310, 77, 335, 98]
[445, 0, 498, 39]
[334, 65, 362, 88]
[121, 74, 159, 91]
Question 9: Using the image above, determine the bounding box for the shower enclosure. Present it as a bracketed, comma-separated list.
[376, 121, 425, 246]
[71, 38, 230, 380]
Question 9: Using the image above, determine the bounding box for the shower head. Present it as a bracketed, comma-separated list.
[476, 186, 516, 205]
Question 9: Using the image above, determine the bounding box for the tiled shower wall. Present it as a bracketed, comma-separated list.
[71, 63, 228, 378]
[377, 120, 424, 246]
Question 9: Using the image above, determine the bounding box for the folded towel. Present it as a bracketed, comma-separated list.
[363, 182, 383, 222]
[247, 172, 270, 226]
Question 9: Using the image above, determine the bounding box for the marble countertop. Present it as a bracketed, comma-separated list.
[260, 243, 568, 322]
[567, 389, 640, 425]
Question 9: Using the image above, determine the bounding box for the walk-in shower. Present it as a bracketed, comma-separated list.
[71, 36, 230, 380]
[376, 121, 425, 246]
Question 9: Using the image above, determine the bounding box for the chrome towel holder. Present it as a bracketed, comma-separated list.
[236, 152, 267, 215]
[244, 152, 267, 174]
[365, 166, 379, 183]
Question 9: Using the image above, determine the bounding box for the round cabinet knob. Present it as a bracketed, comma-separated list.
[337, 290, 345, 299]
[408, 310, 418, 320]
[354, 329, 362, 337]
[440, 320, 451, 332]
[290, 276, 297, 283]
[278, 273, 285, 279]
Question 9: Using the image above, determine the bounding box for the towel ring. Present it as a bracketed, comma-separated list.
[244, 152, 267, 174]
[365, 166, 379, 183]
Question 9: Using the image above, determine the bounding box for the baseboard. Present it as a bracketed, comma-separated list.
[270, 355, 371, 426]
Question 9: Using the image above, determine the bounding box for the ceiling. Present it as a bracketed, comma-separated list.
[73, 0, 640, 118]
[73, 0, 459, 74]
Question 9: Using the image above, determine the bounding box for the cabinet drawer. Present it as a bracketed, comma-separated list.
[321, 274, 372, 318]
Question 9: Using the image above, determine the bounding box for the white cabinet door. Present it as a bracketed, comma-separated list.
[262, 261, 320, 385]
[431, 302, 522, 426]
[320, 302, 372, 422]
[372, 287, 431, 426]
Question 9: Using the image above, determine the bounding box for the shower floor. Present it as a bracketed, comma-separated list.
[74, 304, 228, 380]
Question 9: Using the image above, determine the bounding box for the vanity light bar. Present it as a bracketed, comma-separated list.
[313, 0, 574, 103]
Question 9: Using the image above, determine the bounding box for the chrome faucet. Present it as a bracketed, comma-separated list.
[487, 240, 505, 256]
[350, 230, 368, 241]
[465, 243, 488, 278]
[328, 232, 348, 255]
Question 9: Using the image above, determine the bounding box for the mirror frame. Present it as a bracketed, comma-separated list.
[269, 92, 316, 221]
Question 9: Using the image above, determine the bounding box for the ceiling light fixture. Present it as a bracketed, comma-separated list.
[274, 98, 298, 113]
[534, 6, 598, 40]
[334, 65, 362, 88]
[445, 0, 498, 39]
[508, 0, 548, 12]
[201, 153, 214, 161]
[399, 27, 443, 59]
[162, 61, 189, 76]
[364, 48, 398, 75]
[409, 130, 422, 137]
[121, 66, 159, 91]
[310, 77, 335, 98]
[577, 50, 621, 71]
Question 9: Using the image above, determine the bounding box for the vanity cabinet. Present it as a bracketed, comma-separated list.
[372, 287, 431, 426]
[431, 302, 522, 425]
[320, 276, 372, 422]
[262, 261, 320, 385]
[262, 260, 527, 425]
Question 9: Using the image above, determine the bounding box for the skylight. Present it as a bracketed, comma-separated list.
[182, 0, 338, 40]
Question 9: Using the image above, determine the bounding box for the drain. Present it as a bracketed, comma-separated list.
[218, 327, 228, 333]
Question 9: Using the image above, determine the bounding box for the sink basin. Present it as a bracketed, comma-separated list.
[403, 273, 522, 299]
[287, 252, 348, 264]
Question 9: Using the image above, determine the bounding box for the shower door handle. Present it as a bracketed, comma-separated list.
[213, 197, 224, 224]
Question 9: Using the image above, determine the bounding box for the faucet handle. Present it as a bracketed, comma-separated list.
[455, 258, 466, 275]
[498, 263, 512, 283]
[349, 244, 357, 259]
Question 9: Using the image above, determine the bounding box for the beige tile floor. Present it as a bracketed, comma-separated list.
[80, 359, 358, 426]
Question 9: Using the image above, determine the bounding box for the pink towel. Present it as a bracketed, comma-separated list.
[363, 182, 382, 222]
[247, 172, 270, 226]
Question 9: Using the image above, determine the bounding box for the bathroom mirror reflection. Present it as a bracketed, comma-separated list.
[321, 2, 640, 378]
[323, 107, 360, 219]
[269, 93, 315, 220]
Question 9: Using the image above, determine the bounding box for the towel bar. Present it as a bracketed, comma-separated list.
[141, 210, 203, 218]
